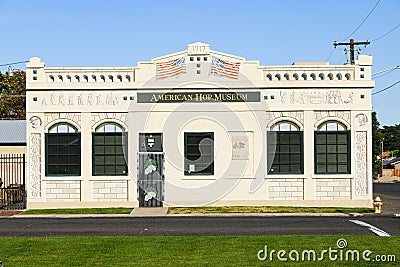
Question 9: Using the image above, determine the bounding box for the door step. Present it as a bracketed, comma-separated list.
[130, 207, 168, 216]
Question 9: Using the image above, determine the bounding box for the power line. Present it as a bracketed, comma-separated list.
[341, 0, 381, 42]
[372, 65, 400, 76]
[372, 23, 400, 42]
[372, 65, 400, 79]
[372, 80, 400, 95]
[0, 61, 28, 67]
[374, 69, 396, 79]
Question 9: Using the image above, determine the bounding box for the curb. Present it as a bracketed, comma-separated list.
[6, 212, 397, 219]
[8, 212, 360, 218]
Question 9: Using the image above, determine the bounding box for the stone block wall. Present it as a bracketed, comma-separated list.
[45, 180, 81, 202]
[315, 179, 351, 200]
[268, 179, 304, 200]
[92, 180, 128, 201]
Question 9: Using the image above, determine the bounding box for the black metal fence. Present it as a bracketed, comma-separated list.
[0, 154, 26, 210]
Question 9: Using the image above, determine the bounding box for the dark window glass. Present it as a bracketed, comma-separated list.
[184, 133, 214, 175]
[45, 133, 81, 176]
[315, 131, 350, 174]
[92, 132, 128, 176]
[267, 131, 304, 174]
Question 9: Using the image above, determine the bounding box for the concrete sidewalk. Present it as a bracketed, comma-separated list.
[129, 207, 168, 217]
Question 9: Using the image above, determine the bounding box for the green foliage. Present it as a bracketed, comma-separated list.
[0, 71, 26, 119]
[382, 124, 400, 153]
[371, 112, 383, 172]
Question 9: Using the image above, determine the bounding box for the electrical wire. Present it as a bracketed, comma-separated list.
[372, 23, 400, 42]
[0, 61, 28, 67]
[341, 0, 381, 42]
[372, 80, 400, 95]
[374, 69, 395, 79]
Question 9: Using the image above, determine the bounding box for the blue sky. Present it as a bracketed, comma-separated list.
[0, 0, 399, 125]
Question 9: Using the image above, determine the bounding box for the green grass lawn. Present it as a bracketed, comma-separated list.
[20, 206, 374, 215]
[0, 236, 397, 266]
[168, 206, 374, 214]
[21, 207, 133, 215]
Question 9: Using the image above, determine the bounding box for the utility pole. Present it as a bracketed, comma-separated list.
[333, 39, 370, 64]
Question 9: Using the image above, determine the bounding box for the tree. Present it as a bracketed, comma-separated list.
[381, 124, 400, 153]
[371, 111, 383, 173]
[0, 70, 26, 119]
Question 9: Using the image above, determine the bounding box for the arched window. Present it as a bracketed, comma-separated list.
[268, 121, 303, 174]
[301, 73, 307, 80]
[266, 74, 272, 81]
[315, 121, 350, 174]
[92, 75, 97, 82]
[100, 75, 105, 82]
[49, 75, 55, 82]
[74, 75, 80, 82]
[58, 75, 63, 82]
[328, 73, 333, 80]
[125, 75, 131, 82]
[275, 74, 281, 81]
[319, 73, 325, 80]
[83, 75, 88, 82]
[345, 73, 351, 80]
[49, 123, 77, 133]
[46, 123, 80, 176]
[66, 75, 72, 82]
[293, 73, 299, 80]
[93, 123, 127, 176]
[108, 75, 114, 82]
[271, 121, 300, 131]
[117, 75, 122, 82]
[310, 73, 316, 80]
[336, 73, 342, 80]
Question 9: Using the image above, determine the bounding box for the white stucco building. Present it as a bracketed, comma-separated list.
[26, 42, 374, 209]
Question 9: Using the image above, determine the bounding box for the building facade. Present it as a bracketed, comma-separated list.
[26, 42, 374, 209]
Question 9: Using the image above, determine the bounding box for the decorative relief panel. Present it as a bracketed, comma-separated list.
[29, 116, 42, 130]
[355, 113, 368, 127]
[40, 92, 119, 107]
[355, 131, 368, 195]
[314, 111, 351, 125]
[266, 111, 304, 125]
[281, 90, 354, 105]
[91, 113, 127, 129]
[44, 113, 81, 128]
[29, 133, 41, 198]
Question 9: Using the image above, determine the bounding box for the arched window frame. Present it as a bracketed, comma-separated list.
[45, 122, 81, 176]
[49, 123, 77, 133]
[268, 121, 304, 175]
[92, 122, 128, 176]
[315, 120, 350, 174]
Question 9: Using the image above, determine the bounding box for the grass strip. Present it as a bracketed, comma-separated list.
[21, 207, 133, 215]
[0, 236, 397, 266]
[167, 206, 374, 214]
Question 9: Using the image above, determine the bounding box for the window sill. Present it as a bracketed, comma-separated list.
[89, 176, 130, 181]
[312, 174, 352, 179]
[43, 176, 83, 181]
[265, 174, 306, 179]
[182, 175, 216, 180]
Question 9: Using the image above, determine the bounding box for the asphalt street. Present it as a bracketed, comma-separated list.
[0, 215, 398, 237]
[373, 182, 400, 214]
